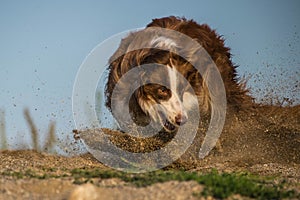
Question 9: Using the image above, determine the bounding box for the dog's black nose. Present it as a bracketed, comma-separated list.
[175, 114, 187, 126]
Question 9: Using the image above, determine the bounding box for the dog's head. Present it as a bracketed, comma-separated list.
[106, 16, 249, 133]
[105, 19, 209, 133]
[106, 43, 201, 133]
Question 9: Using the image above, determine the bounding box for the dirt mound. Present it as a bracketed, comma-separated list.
[79, 104, 300, 170]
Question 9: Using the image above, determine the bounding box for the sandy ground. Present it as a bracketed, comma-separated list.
[0, 105, 299, 199]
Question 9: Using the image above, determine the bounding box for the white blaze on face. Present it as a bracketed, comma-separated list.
[150, 36, 177, 49]
[159, 66, 188, 125]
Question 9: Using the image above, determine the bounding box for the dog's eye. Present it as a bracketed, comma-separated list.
[159, 86, 167, 93]
[157, 86, 169, 99]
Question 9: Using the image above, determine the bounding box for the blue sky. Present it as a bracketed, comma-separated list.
[0, 0, 299, 151]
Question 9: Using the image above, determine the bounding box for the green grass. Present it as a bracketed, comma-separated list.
[70, 168, 296, 199]
[1, 165, 297, 199]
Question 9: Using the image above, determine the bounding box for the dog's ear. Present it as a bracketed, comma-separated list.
[105, 31, 141, 110]
[105, 55, 124, 110]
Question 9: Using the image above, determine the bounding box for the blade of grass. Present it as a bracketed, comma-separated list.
[0, 109, 8, 149]
[43, 121, 56, 153]
[23, 108, 39, 151]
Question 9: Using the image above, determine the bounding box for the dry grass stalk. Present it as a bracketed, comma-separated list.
[43, 121, 56, 152]
[23, 108, 39, 151]
[0, 109, 8, 149]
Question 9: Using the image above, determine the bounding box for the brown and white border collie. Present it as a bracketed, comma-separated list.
[105, 16, 252, 133]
